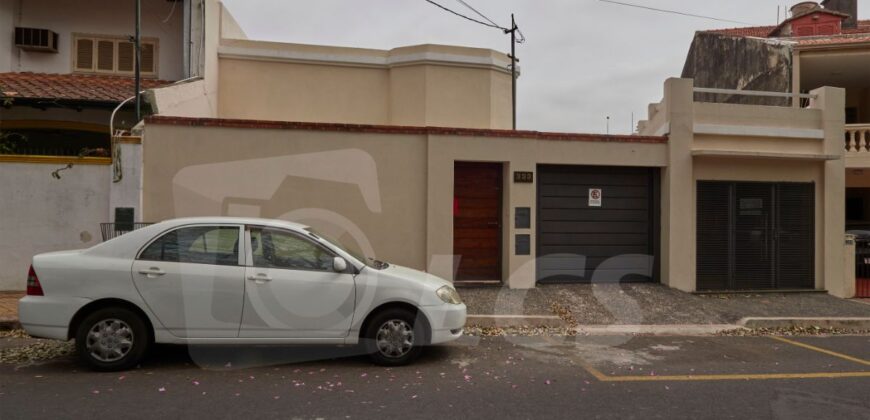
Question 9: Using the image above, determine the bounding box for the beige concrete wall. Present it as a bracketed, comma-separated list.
[148, 79, 216, 118]
[424, 135, 667, 288]
[219, 58, 392, 124]
[141, 120, 667, 288]
[644, 78, 845, 294]
[213, 40, 513, 129]
[142, 78, 846, 294]
[694, 102, 824, 129]
[141, 123, 430, 270]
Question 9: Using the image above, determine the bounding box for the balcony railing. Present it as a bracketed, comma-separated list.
[100, 222, 153, 241]
[845, 124, 870, 153]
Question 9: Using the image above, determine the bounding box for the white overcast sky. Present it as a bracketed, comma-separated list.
[221, 0, 868, 134]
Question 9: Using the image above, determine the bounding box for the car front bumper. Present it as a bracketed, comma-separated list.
[420, 302, 467, 345]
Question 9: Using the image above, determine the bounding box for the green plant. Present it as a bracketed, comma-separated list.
[0, 131, 27, 154]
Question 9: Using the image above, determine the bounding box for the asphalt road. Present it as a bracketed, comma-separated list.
[1, 334, 869, 419]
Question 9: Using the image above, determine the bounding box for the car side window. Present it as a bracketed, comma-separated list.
[250, 228, 334, 271]
[140, 226, 240, 266]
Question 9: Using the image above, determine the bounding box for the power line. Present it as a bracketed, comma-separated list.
[597, 0, 756, 26]
[455, 0, 504, 29]
[423, 0, 506, 30]
[422, 0, 524, 130]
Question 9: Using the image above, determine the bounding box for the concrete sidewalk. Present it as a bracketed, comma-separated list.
[460, 283, 870, 330]
[0, 292, 22, 330]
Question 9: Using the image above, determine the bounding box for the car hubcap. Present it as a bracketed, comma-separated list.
[376, 319, 414, 358]
[86, 319, 134, 363]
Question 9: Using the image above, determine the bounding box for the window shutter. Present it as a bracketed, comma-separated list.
[696, 181, 732, 291]
[140, 42, 155, 74]
[96, 40, 115, 71]
[117, 41, 134, 72]
[75, 38, 94, 71]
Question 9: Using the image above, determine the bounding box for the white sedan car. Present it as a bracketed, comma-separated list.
[19, 217, 466, 371]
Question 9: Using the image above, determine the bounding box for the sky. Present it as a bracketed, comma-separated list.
[221, 0, 868, 134]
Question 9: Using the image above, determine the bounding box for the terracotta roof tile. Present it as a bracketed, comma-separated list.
[0, 72, 173, 103]
[705, 19, 870, 41]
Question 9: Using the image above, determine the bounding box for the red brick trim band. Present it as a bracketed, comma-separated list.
[145, 115, 668, 144]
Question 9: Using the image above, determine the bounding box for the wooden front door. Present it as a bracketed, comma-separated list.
[453, 162, 502, 282]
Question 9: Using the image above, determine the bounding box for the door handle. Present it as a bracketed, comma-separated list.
[247, 274, 272, 283]
[138, 267, 165, 278]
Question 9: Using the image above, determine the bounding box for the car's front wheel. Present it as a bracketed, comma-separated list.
[364, 308, 427, 366]
[75, 307, 149, 371]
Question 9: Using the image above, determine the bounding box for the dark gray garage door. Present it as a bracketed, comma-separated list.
[536, 165, 659, 283]
[697, 181, 814, 291]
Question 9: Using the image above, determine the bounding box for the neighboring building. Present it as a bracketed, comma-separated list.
[0, 0, 516, 290]
[0, 0, 202, 155]
[0, 0, 207, 291]
[682, 0, 869, 112]
[680, 1, 870, 291]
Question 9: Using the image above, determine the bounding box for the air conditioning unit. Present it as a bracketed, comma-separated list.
[14, 27, 59, 53]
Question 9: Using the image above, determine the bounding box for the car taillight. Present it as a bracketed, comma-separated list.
[26, 265, 44, 296]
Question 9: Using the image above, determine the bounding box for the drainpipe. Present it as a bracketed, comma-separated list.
[134, 0, 141, 121]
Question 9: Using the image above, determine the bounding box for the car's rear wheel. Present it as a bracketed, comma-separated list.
[364, 308, 427, 366]
[75, 307, 149, 371]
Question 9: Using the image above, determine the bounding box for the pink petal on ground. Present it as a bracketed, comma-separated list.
[545, 380, 552, 385]
[192, 381, 200, 386]
[158, 387, 166, 393]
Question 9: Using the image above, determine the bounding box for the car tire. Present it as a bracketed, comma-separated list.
[364, 308, 427, 366]
[75, 307, 149, 371]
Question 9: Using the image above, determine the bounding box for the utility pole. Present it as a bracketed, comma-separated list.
[134, 0, 141, 121]
[507, 13, 517, 130]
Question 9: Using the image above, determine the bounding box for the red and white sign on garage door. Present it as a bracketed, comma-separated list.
[588, 188, 602, 207]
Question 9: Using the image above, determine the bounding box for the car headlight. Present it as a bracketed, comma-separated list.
[436, 286, 462, 305]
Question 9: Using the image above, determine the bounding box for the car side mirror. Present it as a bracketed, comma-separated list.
[333, 257, 347, 272]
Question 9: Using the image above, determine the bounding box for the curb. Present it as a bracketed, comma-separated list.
[571, 324, 742, 336]
[466, 314, 565, 328]
[738, 317, 870, 330]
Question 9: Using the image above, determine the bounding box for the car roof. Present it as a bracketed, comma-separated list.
[155, 217, 310, 230]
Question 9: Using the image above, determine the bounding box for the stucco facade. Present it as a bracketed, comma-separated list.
[136, 78, 850, 295]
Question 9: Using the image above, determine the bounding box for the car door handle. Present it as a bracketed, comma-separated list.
[247, 274, 272, 283]
[138, 267, 165, 278]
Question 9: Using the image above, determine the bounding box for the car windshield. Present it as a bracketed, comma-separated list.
[304, 228, 387, 269]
